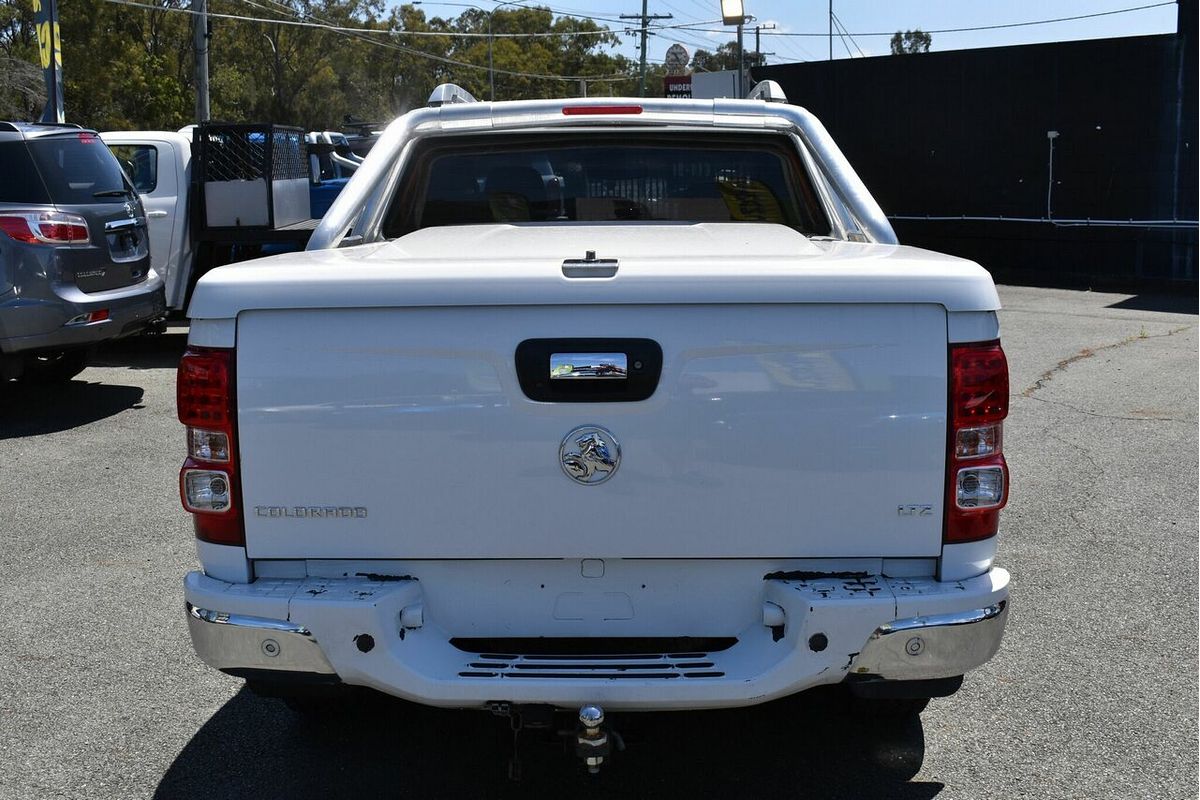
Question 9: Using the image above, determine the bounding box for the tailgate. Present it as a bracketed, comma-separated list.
[237, 303, 947, 559]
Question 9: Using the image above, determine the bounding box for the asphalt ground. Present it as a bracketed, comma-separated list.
[0, 285, 1196, 799]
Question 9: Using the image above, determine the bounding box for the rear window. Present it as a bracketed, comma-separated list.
[25, 133, 130, 204]
[383, 133, 831, 238]
[0, 141, 51, 204]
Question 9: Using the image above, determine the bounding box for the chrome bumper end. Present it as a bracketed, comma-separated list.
[186, 602, 335, 675]
[852, 600, 1009, 681]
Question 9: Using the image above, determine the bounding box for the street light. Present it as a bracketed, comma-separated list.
[719, 0, 748, 98]
[719, 0, 743, 25]
[414, 0, 527, 101]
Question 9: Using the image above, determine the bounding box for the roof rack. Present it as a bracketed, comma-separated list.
[0, 120, 85, 133]
[747, 80, 788, 104]
[427, 83, 478, 108]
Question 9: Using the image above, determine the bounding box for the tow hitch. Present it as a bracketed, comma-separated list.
[575, 705, 610, 774]
[489, 701, 623, 778]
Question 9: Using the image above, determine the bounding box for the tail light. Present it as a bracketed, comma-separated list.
[65, 309, 110, 326]
[945, 341, 1009, 543]
[0, 211, 90, 245]
[177, 347, 244, 545]
[562, 105, 643, 115]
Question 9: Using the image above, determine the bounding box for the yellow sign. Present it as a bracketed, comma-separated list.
[717, 177, 785, 224]
[36, 20, 60, 69]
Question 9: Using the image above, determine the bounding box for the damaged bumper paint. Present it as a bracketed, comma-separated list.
[183, 565, 1009, 711]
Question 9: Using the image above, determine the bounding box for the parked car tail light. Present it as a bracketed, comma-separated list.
[0, 211, 90, 245]
[177, 347, 243, 545]
[64, 309, 110, 326]
[945, 341, 1009, 543]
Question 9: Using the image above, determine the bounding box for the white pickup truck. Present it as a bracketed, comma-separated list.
[178, 84, 1010, 771]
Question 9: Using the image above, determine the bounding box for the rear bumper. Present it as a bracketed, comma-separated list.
[0, 271, 165, 355]
[184, 564, 1009, 711]
[853, 601, 1008, 681]
[186, 603, 336, 675]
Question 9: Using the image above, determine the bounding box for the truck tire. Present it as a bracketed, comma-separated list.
[18, 350, 89, 383]
[245, 678, 362, 718]
[846, 674, 964, 717]
[851, 696, 930, 717]
[281, 693, 354, 717]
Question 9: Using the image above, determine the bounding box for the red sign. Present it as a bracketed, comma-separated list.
[663, 75, 692, 99]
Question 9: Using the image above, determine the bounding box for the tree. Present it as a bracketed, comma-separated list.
[447, 6, 623, 101]
[690, 41, 763, 75]
[890, 29, 931, 55]
[0, 0, 46, 119]
[0, 0, 643, 128]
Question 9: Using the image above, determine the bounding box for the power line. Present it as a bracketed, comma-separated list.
[753, 21, 775, 66]
[774, 33, 816, 63]
[477, 0, 630, 27]
[620, 3, 672, 96]
[830, 12, 853, 58]
[128, 0, 719, 39]
[648, 0, 725, 55]
[830, 12, 864, 58]
[111, 0, 644, 39]
[671, 30, 725, 57]
[239, 0, 627, 99]
[671, 2, 1177, 37]
[96, 0, 636, 80]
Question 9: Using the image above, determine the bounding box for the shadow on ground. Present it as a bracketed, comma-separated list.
[90, 328, 189, 370]
[155, 687, 941, 799]
[0, 379, 145, 439]
[1106, 293, 1198, 314]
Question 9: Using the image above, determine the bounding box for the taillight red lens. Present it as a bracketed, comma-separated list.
[0, 212, 90, 245]
[0, 215, 38, 243]
[40, 222, 89, 242]
[945, 340, 1010, 544]
[562, 105, 643, 115]
[178, 347, 244, 546]
[950, 343, 1008, 424]
[178, 349, 233, 427]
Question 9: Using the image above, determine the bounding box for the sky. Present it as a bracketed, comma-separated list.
[413, 0, 1181, 65]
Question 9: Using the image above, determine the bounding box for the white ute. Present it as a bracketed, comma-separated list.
[179, 84, 1010, 771]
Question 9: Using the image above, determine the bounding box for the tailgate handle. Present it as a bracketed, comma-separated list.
[516, 339, 661, 402]
[551, 352, 627, 380]
[562, 250, 618, 278]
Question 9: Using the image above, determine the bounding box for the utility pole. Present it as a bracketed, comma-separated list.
[736, 20, 744, 97]
[621, 2, 671, 97]
[828, 0, 833, 61]
[754, 22, 775, 69]
[193, 0, 210, 122]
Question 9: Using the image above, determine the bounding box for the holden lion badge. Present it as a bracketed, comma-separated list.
[559, 425, 620, 485]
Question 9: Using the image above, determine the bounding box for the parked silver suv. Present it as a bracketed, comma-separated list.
[0, 122, 165, 382]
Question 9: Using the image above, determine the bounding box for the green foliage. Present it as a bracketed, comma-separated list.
[890, 29, 931, 55]
[691, 41, 738, 73]
[0, 0, 44, 118]
[690, 41, 763, 74]
[0, 0, 647, 129]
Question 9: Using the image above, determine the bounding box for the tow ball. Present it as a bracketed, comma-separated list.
[490, 701, 622, 778]
[575, 705, 611, 774]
